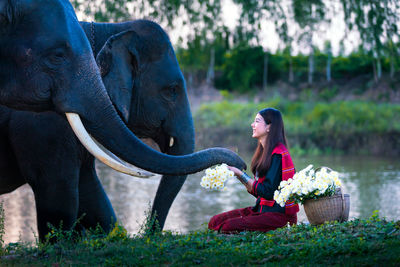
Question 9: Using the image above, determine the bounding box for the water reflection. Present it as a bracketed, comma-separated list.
[0, 185, 37, 243]
[294, 155, 400, 220]
[1, 155, 399, 244]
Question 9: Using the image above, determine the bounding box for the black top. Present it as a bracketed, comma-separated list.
[251, 154, 285, 213]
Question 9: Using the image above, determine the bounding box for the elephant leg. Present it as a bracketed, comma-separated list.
[9, 111, 84, 241]
[30, 171, 80, 242]
[0, 134, 25, 194]
[151, 175, 188, 231]
[0, 106, 25, 194]
[77, 157, 116, 234]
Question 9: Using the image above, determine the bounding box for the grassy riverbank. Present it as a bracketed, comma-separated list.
[194, 99, 400, 156]
[1, 212, 399, 266]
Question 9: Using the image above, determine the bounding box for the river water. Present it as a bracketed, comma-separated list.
[1, 154, 399, 244]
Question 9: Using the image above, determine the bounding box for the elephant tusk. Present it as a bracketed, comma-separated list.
[169, 137, 174, 147]
[65, 112, 154, 178]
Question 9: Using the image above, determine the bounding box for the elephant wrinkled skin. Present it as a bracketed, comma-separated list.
[0, 0, 245, 174]
[0, 0, 246, 241]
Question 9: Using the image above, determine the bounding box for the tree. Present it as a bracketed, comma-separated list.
[274, 2, 295, 83]
[71, 0, 225, 40]
[341, 0, 400, 82]
[386, 40, 399, 79]
[324, 41, 332, 82]
[232, 0, 290, 89]
[293, 0, 326, 85]
[72, 0, 400, 87]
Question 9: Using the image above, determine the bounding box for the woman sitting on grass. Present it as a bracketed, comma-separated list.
[208, 108, 299, 233]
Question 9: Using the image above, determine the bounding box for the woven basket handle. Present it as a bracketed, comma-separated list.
[334, 188, 346, 222]
[340, 188, 346, 222]
[316, 167, 346, 222]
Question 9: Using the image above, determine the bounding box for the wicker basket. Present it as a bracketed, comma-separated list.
[304, 188, 350, 225]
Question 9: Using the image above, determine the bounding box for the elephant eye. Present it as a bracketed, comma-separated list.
[49, 53, 65, 63]
[162, 85, 179, 102]
[46, 49, 67, 66]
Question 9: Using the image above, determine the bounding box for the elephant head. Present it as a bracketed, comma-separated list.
[0, 0, 246, 175]
[96, 21, 195, 157]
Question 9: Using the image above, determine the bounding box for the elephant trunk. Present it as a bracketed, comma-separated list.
[150, 104, 195, 230]
[83, 104, 243, 175]
[164, 95, 195, 156]
[56, 54, 245, 176]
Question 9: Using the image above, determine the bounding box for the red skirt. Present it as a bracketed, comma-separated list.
[208, 207, 297, 233]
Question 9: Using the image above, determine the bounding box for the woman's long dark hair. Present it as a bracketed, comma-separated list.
[251, 108, 288, 177]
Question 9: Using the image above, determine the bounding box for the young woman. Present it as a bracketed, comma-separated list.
[208, 108, 299, 233]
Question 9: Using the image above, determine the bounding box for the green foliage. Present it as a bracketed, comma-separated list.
[303, 101, 400, 134]
[219, 90, 234, 100]
[195, 100, 281, 129]
[71, 0, 132, 22]
[212, 45, 291, 91]
[341, 0, 400, 56]
[71, 0, 225, 42]
[331, 49, 374, 79]
[194, 99, 400, 155]
[196, 99, 400, 133]
[319, 86, 339, 101]
[176, 35, 211, 72]
[1, 214, 399, 266]
[44, 222, 79, 244]
[80, 223, 129, 251]
[70, 0, 400, 90]
[138, 205, 161, 236]
[218, 45, 264, 92]
[178, 39, 400, 93]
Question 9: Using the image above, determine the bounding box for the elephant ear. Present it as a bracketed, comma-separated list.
[96, 30, 141, 123]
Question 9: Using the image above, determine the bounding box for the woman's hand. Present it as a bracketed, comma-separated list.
[227, 165, 254, 192]
[227, 166, 243, 178]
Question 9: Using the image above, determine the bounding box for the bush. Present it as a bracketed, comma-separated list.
[177, 40, 400, 93]
[218, 45, 264, 92]
[194, 99, 400, 155]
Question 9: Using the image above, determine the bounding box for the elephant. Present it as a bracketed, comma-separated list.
[0, 0, 246, 241]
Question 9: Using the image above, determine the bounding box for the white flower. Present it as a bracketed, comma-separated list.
[200, 164, 235, 191]
[334, 177, 341, 187]
[273, 165, 342, 205]
[280, 180, 288, 187]
[303, 164, 313, 172]
[200, 180, 211, 189]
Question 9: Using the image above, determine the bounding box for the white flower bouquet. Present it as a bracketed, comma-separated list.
[200, 164, 235, 191]
[273, 165, 342, 207]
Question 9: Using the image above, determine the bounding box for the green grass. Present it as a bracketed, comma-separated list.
[194, 98, 400, 134]
[1, 212, 399, 266]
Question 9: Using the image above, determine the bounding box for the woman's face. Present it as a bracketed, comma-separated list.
[251, 113, 270, 140]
